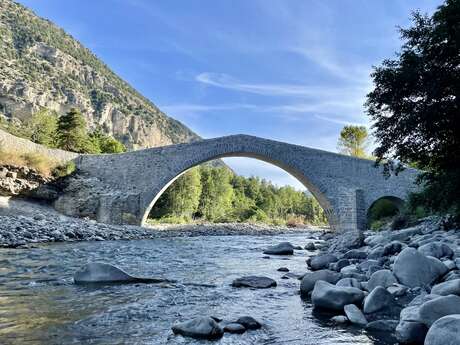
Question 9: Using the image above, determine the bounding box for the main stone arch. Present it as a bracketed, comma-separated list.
[71, 134, 419, 233]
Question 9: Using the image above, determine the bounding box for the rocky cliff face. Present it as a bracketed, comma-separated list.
[0, 0, 200, 149]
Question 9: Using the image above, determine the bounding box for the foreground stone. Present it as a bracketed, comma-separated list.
[263, 242, 294, 255]
[231, 276, 277, 288]
[424, 315, 460, 345]
[393, 248, 448, 288]
[73, 263, 168, 284]
[172, 317, 224, 340]
[312, 280, 364, 311]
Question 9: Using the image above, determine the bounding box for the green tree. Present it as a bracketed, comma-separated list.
[28, 108, 58, 147]
[56, 108, 95, 153]
[337, 125, 369, 158]
[366, 0, 460, 216]
[89, 127, 126, 153]
[198, 166, 234, 221]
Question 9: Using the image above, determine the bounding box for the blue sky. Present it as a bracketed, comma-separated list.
[20, 0, 441, 190]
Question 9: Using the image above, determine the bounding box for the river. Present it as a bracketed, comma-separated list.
[0, 232, 395, 344]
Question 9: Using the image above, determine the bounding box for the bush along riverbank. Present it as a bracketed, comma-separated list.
[299, 215, 460, 344]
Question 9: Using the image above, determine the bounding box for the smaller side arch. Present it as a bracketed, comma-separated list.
[366, 195, 405, 229]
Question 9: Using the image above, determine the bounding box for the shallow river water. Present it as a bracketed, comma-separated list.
[0, 232, 396, 345]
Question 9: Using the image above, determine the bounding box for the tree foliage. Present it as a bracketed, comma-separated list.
[337, 125, 369, 158]
[366, 0, 460, 216]
[56, 108, 94, 153]
[28, 108, 58, 147]
[149, 165, 328, 226]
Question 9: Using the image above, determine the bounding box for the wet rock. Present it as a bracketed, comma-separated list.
[305, 242, 316, 251]
[363, 286, 395, 314]
[309, 254, 338, 271]
[395, 306, 428, 344]
[300, 270, 341, 295]
[331, 315, 348, 324]
[344, 304, 368, 326]
[231, 276, 276, 289]
[277, 267, 289, 272]
[418, 295, 460, 326]
[223, 323, 246, 334]
[365, 320, 398, 332]
[73, 263, 167, 284]
[418, 242, 454, 259]
[424, 315, 460, 345]
[367, 269, 398, 292]
[393, 248, 448, 288]
[312, 280, 365, 311]
[172, 317, 224, 340]
[263, 242, 294, 255]
[235, 316, 261, 330]
[431, 279, 460, 296]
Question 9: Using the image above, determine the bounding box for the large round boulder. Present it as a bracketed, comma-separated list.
[172, 317, 224, 340]
[393, 248, 448, 288]
[312, 280, 365, 311]
[299, 270, 341, 296]
[263, 242, 294, 255]
[424, 315, 460, 345]
[418, 294, 460, 327]
[395, 306, 428, 344]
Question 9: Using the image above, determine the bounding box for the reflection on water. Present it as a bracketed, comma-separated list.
[0, 233, 395, 345]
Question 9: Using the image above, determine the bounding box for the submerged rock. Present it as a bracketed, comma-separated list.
[263, 242, 294, 255]
[231, 276, 276, 288]
[73, 262, 167, 284]
[235, 316, 262, 330]
[223, 323, 246, 334]
[172, 317, 223, 340]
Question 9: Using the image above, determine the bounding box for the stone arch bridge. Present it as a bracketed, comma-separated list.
[69, 134, 418, 233]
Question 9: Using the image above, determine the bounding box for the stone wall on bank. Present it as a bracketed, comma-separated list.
[0, 129, 79, 162]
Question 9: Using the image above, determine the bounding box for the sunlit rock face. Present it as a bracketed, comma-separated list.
[0, 1, 200, 150]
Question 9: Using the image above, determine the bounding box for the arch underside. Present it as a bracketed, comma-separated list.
[140, 151, 337, 228]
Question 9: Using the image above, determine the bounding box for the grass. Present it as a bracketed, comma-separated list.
[0, 148, 75, 177]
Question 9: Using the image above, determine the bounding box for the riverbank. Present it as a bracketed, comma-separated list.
[0, 197, 326, 248]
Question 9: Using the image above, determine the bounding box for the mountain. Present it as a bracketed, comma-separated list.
[0, 0, 200, 149]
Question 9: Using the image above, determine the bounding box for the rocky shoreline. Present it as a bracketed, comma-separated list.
[0, 212, 324, 248]
[297, 215, 460, 345]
